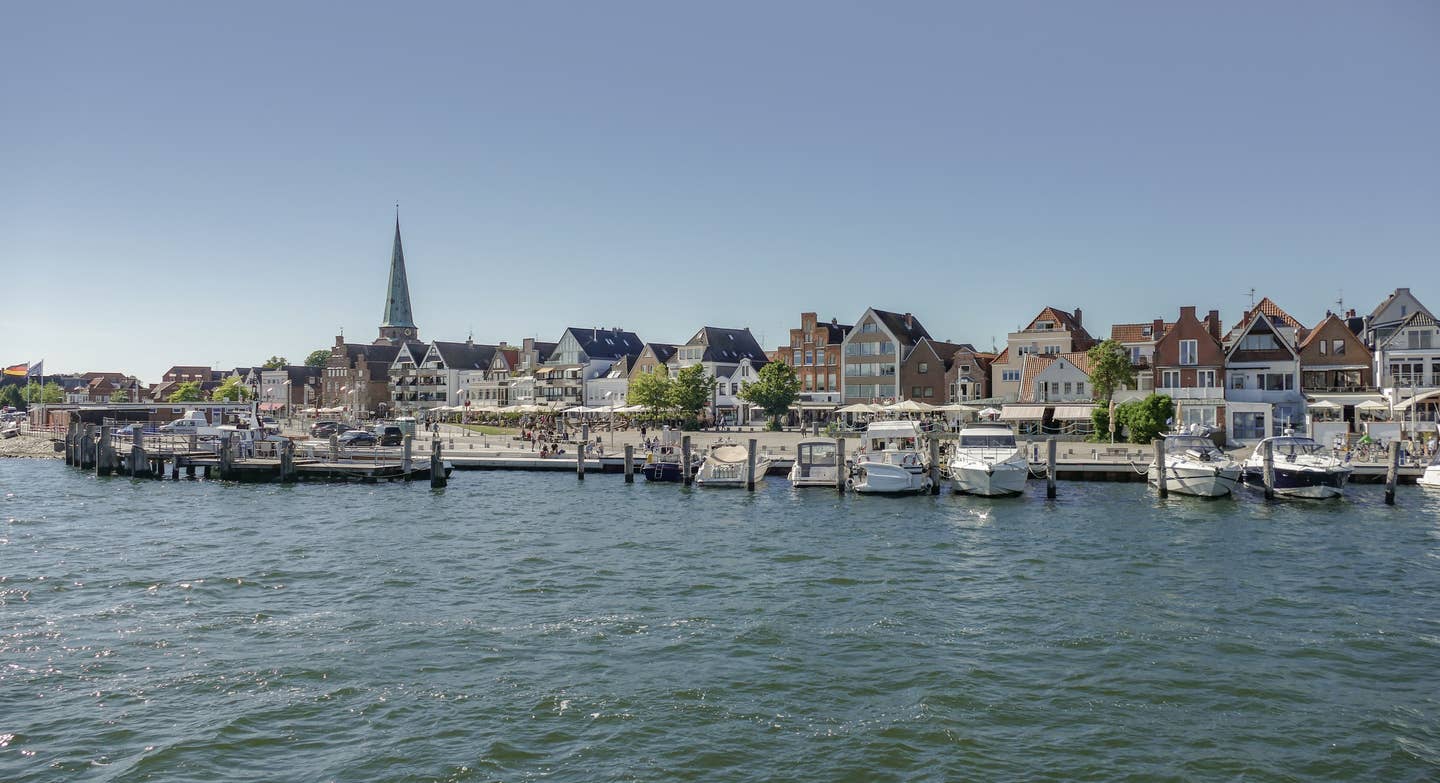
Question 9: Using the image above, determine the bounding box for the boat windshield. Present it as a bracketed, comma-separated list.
[1166, 436, 1216, 452]
[959, 434, 1016, 448]
[799, 443, 838, 465]
[1271, 437, 1323, 457]
[869, 438, 917, 451]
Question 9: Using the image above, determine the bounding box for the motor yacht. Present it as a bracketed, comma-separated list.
[948, 423, 1027, 497]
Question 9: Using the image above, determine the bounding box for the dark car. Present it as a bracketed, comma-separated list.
[310, 420, 342, 438]
[375, 425, 404, 447]
[337, 430, 376, 447]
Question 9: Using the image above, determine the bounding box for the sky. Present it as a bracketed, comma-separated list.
[3, 1, 1438, 382]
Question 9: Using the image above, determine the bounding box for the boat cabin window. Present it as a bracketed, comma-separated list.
[869, 437, 916, 451]
[1165, 436, 1215, 452]
[1271, 437, 1322, 457]
[959, 434, 1016, 448]
[799, 443, 837, 465]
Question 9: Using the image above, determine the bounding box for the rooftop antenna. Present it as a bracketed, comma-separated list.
[1335, 290, 1344, 312]
[1246, 287, 1256, 311]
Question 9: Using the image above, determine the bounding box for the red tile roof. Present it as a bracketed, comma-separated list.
[1110, 322, 1171, 343]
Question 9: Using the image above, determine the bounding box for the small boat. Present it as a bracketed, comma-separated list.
[789, 440, 842, 487]
[1149, 433, 1241, 497]
[641, 448, 701, 482]
[948, 423, 1027, 497]
[850, 421, 933, 495]
[1419, 450, 1440, 490]
[1241, 434, 1351, 499]
[695, 443, 771, 487]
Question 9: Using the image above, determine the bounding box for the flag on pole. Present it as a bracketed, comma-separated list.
[27, 360, 44, 377]
[2, 362, 27, 377]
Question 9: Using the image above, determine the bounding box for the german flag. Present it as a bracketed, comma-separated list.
[3, 362, 28, 377]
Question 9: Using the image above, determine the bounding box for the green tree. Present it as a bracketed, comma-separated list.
[668, 364, 716, 428]
[1086, 339, 1137, 408]
[261, 355, 288, 370]
[1114, 393, 1174, 444]
[167, 381, 206, 402]
[109, 389, 130, 403]
[211, 376, 253, 401]
[304, 349, 332, 368]
[0, 384, 22, 409]
[627, 365, 673, 412]
[23, 381, 64, 404]
[1088, 406, 1110, 443]
[738, 361, 801, 431]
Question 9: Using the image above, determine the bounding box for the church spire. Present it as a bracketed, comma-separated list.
[378, 207, 418, 344]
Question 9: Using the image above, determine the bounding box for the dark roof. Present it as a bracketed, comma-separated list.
[279, 365, 322, 383]
[644, 343, 678, 364]
[431, 341, 497, 371]
[694, 327, 769, 364]
[871, 309, 932, 346]
[824, 321, 853, 343]
[564, 328, 646, 360]
[533, 342, 559, 363]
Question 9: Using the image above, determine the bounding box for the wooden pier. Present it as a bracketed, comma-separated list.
[62, 421, 448, 484]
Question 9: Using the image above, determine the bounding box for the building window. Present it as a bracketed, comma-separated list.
[1318, 340, 1327, 356]
[1063, 381, 1072, 395]
[1049, 382, 1059, 395]
[1044, 345, 1060, 355]
[804, 351, 813, 365]
[1002, 370, 1020, 382]
[1240, 333, 1279, 351]
[1076, 381, 1085, 396]
[1179, 340, 1198, 365]
[1197, 370, 1216, 387]
[918, 362, 928, 374]
[1161, 370, 1180, 388]
[1130, 346, 1142, 365]
[1332, 339, 1345, 356]
[861, 322, 878, 334]
[924, 386, 934, 398]
[793, 351, 801, 366]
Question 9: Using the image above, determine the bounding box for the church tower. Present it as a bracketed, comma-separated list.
[376, 213, 418, 344]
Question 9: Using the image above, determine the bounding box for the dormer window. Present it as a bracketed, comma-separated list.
[1141, 326, 1152, 337]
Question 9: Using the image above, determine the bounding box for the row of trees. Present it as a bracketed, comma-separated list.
[626, 361, 802, 431]
[1085, 338, 1177, 443]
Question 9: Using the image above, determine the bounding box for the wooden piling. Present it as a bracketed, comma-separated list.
[928, 436, 941, 495]
[219, 435, 233, 480]
[1046, 437, 1057, 499]
[576, 439, 585, 481]
[1384, 440, 1399, 505]
[624, 444, 634, 483]
[1155, 437, 1168, 498]
[836, 437, 846, 492]
[130, 427, 149, 478]
[682, 435, 693, 486]
[280, 439, 296, 483]
[746, 438, 757, 491]
[97, 426, 112, 477]
[187, 432, 198, 452]
[1262, 439, 1275, 500]
[402, 435, 413, 476]
[329, 434, 339, 462]
[430, 438, 446, 488]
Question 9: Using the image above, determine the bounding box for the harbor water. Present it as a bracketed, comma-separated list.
[3, 460, 1439, 781]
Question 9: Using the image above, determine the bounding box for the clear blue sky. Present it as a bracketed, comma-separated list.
[4, 1, 1437, 382]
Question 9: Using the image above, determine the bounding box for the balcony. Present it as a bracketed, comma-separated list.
[1382, 374, 1434, 389]
[1158, 386, 1225, 400]
[1226, 388, 1302, 404]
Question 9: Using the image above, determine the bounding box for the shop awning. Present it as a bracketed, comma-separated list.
[258, 402, 285, 412]
[1051, 405, 1096, 420]
[999, 405, 1045, 421]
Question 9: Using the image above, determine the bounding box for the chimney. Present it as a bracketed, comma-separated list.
[1207, 310, 1221, 342]
[523, 337, 535, 353]
[1073, 308, 1083, 326]
[904, 312, 913, 329]
[1179, 306, 1197, 321]
[830, 317, 838, 325]
[1152, 319, 1165, 338]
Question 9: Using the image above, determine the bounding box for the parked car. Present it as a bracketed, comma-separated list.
[337, 430, 376, 447]
[259, 416, 280, 433]
[116, 423, 147, 436]
[374, 424, 404, 447]
[310, 420, 343, 438]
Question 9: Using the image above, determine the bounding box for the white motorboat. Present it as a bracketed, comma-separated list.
[1241, 434, 1351, 499]
[788, 440, 842, 487]
[695, 443, 771, 487]
[948, 423, 1027, 497]
[849, 421, 933, 495]
[1419, 449, 1440, 490]
[1149, 433, 1241, 498]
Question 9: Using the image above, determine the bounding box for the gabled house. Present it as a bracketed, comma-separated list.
[991, 306, 1096, 401]
[1110, 320, 1172, 394]
[776, 312, 852, 406]
[1223, 298, 1305, 440]
[258, 365, 322, 414]
[1152, 306, 1226, 432]
[900, 338, 972, 403]
[675, 327, 770, 424]
[628, 343, 678, 382]
[944, 347, 995, 403]
[1374, 309, 1440, 400]
[390, 340, 497, 412]
[506, 339, 558, 407]
[1364, 287, 1433, 349]
[463, 344, 522, 408]
[539, 327, 645, 408]
[839, 308, 932, 403]
[323, 336, 405, 416]
[1299, 314, 1373, 394]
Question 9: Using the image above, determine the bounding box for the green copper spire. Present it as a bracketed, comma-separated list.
[381, 214, 416, 330]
